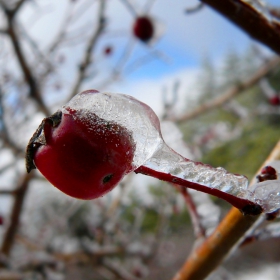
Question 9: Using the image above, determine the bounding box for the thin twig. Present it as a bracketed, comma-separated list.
[70, 0, 106, 98]
[185, 3, 204, 14]
[174, 185, 206, 239]
[11, 0, 27, 18]
[0, 172, 34, 256]
[3, 8, 49, 115]
[119, 0, 137, 16]
[201, 0, 280, 55]
[102, 259, 140, 280]
[172, 139, 280, 280]
[0, 190, 16, 195]
[0, 88, 24, 155]
[172, 56, 280, 124]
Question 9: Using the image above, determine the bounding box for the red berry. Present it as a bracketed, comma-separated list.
[104, 46, 113, 56]
[256, 165, 277, 182]
[26, 90, 135, 200]
[0, 216, 3, 226]
[132, 16, 154, 42]
[269, 95, 280, 106]
[261, 166, 277, 176]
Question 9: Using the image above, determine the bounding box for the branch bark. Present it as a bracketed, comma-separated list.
[172, 139, 280, 280]
[201, 0, 280, 55]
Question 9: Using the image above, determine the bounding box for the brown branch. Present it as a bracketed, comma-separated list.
[173, 56, 280, 124]
[201, 0, 280, 55]
[70, 0, 106, 98]
[172, 139, 280, 280]
[0, 172, 34, 257]
[3, 9, 49, 115]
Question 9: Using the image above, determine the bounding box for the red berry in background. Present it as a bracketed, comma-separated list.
[261, 165, 277, 176]
[26, 90, 135, 200]
[132, 16, 154, 42]
[0, 215, 3, 226]
[269, 95, 280, 106]
[104, 46, 113, 56]
[256, 165, 277, 182]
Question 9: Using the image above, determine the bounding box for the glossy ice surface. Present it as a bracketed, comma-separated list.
[62, 91, 163, 169]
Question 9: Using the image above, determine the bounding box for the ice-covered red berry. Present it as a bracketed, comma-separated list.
[26, 91, 136, 199]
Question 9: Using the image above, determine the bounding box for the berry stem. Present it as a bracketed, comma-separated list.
[135, 143, 261, 214]
[135, 165, 257, 212]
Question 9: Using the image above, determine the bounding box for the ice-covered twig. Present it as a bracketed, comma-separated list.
[172, 139, 280, 280]
[135, 148, 259, 213]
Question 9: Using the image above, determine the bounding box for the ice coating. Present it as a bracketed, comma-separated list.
[62, 91, 280, 213]
[144, 143, 249, 199]
[62, 91, 163, 169]
[248, 180, 280, 213]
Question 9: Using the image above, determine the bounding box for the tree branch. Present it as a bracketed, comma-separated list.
[3, 9, 49, 115]
[172, 139, 280, 280]
[70, 0, 106, 98]
[201, 0, 280, 55]
[0, 189, 16, 195]
[11, 0, 27, 18]
[0, 87, 25, 155]
[173, 56, 280, 124]
[0, 172, 33, 257]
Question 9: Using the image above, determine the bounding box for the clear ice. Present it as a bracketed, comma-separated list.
[62, 91, 162, 169]
[63, 91, 280, 214]
[248, 179, 280, 213]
